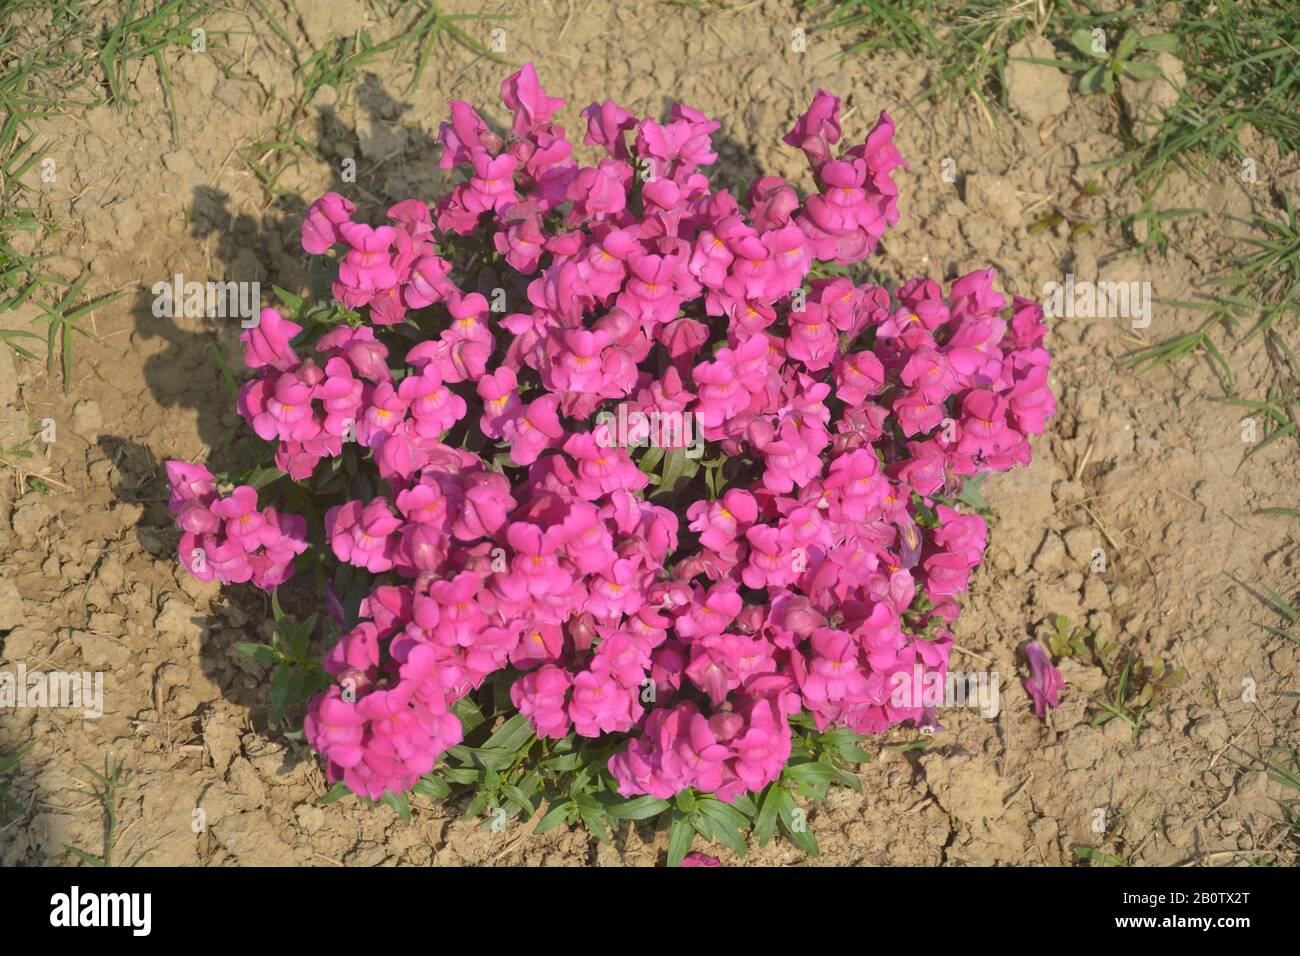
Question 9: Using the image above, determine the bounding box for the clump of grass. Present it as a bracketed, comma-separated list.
[0, 741, 33, 814]
[242, 1, 512, 201]
[64, 757, 145, 867]
[1045, 614, 1185, 741]
[1223, 742, 1300, 865]
[1263, 747, 1299, 852]
[1256, 581, 1298, 646]
[391, 0, 515, 93]
[817, 1, 1298, 186]
[1120, 189, 1300, 449]
[1029, 178, 1104, 239]
[0, 3, 95, 362]
[2, 2, 240, 387]
[33, 272, 125, 392]
[97, 0, 222, 147]
[818, 1, 1299, 427]
[1118, 199, 1206, 256]
[1047, 27, 1179, 96]
[1071, 787, 1150, 866]
[805, 0, 1046, 120]
[1098, 2, 1300, 206]
[804, 0, 1167, 120]
[0, 2, 171, 389]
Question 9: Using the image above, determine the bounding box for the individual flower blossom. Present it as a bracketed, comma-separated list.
[783, 89, 842, 171]
[568, 667, 641, 737]
[464, 148, 519, 214]
[405, 254, 457, 309]
[337, 222, 399, 294]
[502, 394, 564, 466]
[242, 308, 301, 372]
[501, 62, 566, 137]
[511, 665, 573, 739]
[301, 192, 357, 254]
[581, 100, 637, 160]
[687, 488, 758, 557]
[477, 366, 522, 438]
[400, 366, 467, 438]
[1024, 643, 1064, 718]
[326, 499, 403, 573]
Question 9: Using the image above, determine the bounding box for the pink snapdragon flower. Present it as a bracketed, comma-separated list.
[1024, 643, 1065, 717]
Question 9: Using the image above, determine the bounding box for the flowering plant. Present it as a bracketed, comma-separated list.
[167, 64, 1054, 862]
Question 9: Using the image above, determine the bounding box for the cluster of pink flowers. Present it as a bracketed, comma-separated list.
[167, 64, 1055, 803]
[165, 461, 309, 590]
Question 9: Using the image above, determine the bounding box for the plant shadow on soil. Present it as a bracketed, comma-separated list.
[103, 77, 776, 737]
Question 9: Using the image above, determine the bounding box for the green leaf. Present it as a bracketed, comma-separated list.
[0, 742, 34, 776]
[1079, 64, 1106, 95]
[63, 844, 105, 867]
[697, 798, 751, 833]
[533, 801, 570, 835]
[452, 696, 487, 734]
[667, 812, 695, 867]
[284, 614, 317, 659]
[271, 589, 289, 627]
[483, 713, 535, 754]
[1137, 33, 1179, 54]
[413, 774, 451, 800]
[698, 801, 748, 857]
[273, 285, 304, 313]
[1121, 60, 1164, 82]
[244, 466, 285, 490]
[206, 342, 240, 398]
[608, 795, 672, 821]
[318, 781, 353, 805]
[460, 746, 519, 771]
[953, 474, 993, 513]
[697, 800, 751, 856]
[777, 788, 820, 857]
[576, 801, 609, 843]
[705, 459, 725, 499]
[658, 448, 698, 498]
[540, 752, 584, 772]
[381, 791, 411, 821]
[1070, 28, 1104, 60]
[1114, 31, 1139, 63]
[1259, 583, 1299, 623]
[636, 444, 665, 476]
[690, 811, 716, 842]
[268, 661, 292, 728]
[783, 761, 840, 786]
[501, 783, 535, 818]
[236, 642, 278, 664]
[1073, 845, 1127, 867]
[1263, 625, 1299, 645]
[754, 785, 781, 846]
[836, 743, 873, 763]
[730, 792, 759, 818]
[442, 767, 485, 785]
[0, 783, 24, 813]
